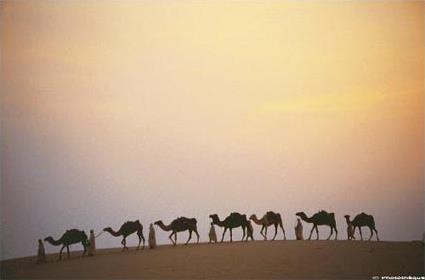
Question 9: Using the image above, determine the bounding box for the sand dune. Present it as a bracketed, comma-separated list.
[1, 240, 423, 279]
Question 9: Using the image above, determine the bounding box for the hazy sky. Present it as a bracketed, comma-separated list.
[1, 1, 423, 260]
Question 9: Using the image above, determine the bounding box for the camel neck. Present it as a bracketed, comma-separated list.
[105, 228, 121, 237]
[251, 216, 263, 225]
[157, 222, 173, 231]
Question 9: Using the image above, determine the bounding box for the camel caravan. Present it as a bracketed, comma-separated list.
[39, 211, 380, 263]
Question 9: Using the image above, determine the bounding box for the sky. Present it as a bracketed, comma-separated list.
[1, 1, 424, 260]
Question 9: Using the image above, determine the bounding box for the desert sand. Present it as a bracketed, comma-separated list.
[1, 240, 423, 279]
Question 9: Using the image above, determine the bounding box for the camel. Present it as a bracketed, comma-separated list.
[345, 213, 379, 241]
[250, 211, 286, 241]
[209, 212, 249, 242]
[296, 210, 338, 240]
[154, 217, 200, 246]
[103, 220, 145, 251]
[344, 215, 356, 240]
[44, 229, 88, 260]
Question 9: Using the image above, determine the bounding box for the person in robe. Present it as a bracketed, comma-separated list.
[148, 223, 157, 249]
[208, 222, 217, 243]
[37, 239, 47, 264]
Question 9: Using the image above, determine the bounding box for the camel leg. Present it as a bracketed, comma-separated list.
[230, 228, 233, 242]
[66, 246, 70, 259]
[272, 224, 278, 241]
[260, 226, 266, 240]
[308, 225, 315, 240]
[194, 229, 200, 244]
[264, 226, 268, 241]
[185, 230, 192, 245]
[141, 232, 146, 249]
[334, 226, 338, 240]
[124, 238, 128, 251]
[359, 227, 363, 241]
[315, 225, 319, 240]
[59, 245, 65, 261]
[327, 226, 333, 240]
[82, 242, 87, 257]
[280, 223, 286, 240]
[137, 233, 141, 250]
[221, 227, 228, 242]
[168, 232, 175, 245]
[374, 228, 380, 241]
[241, 226, 246, 242]
[368, 227, 373, 241]
[174, 232, 177, 245]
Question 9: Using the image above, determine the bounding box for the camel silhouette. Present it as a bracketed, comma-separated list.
[250, 211, 286, 241]
[44, 229, 88, 260]
[209, 212, 249, 242]
[154, 217, 200, 246]
[345, 213, 379, 241]
[103, 220, 145, 251]
[296, 210, 338, 240]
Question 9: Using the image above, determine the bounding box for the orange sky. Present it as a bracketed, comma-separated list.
[1, 1, 424, 259]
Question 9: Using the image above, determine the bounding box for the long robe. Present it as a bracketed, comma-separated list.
[88, 231, 96, 256]
[149, 224, 157, 249]
[37, 240, 47, 264]
[295, 219, 304, 240]
[209, 224, 217, 243]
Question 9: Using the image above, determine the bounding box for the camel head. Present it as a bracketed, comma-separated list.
[209, 214, 218, 220]
[210, 214, 222, 224]
[344, 215, 350, 219]
[249, 214, 257, 220]
[103, 227, 112, 232]
[44, 236, 53, 242]
[154, 220, 163, 226]
[295, 212, 307, 219]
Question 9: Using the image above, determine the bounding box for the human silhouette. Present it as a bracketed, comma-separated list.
[344, 215, 356, 240]
[295, 218, 304, 240]
[148, 223, 157, 249]
[37, 239, 47, 264]
[88, 230, 96, 256]
[208, 222, 217, 243]
[245, 220, 254, 241]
